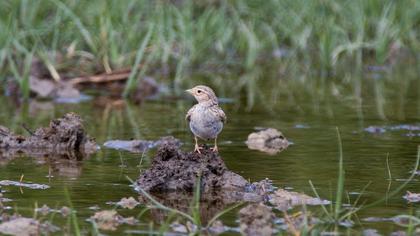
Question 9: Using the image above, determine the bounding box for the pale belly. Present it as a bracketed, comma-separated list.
[189, 108, 223, 140]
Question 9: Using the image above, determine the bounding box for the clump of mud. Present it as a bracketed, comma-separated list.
[136, 144, 248, 193]
[135, 139, 330, 230]
[0, 113, 97, 156]
[246, 128, 289, 155]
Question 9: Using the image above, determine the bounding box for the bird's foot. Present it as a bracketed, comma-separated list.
[194, 144, 203, 154]
[210, 146, 219, 153]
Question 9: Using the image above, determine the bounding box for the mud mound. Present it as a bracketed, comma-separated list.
[0, 113, 96, 155]
[136, 144, 248, 193]
[246, 128, 289, 155]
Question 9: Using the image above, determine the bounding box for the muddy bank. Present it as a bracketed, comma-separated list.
[136, 143, 248, 193]
[0, 113, 97, 157]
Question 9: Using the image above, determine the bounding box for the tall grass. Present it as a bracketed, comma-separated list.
[0, 0, 419, 106]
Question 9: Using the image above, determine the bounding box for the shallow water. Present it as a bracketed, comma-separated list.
[0, 74, 420, 234]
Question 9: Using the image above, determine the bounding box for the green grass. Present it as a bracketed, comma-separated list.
[0, 0, 419, 105]
[307, 127, 360, 231]
[296, 133, 420, 235]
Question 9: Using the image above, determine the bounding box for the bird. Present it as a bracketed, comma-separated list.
[185, 85, 226, 153]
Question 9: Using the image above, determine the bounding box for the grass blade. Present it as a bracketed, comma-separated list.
[334, 127, 345, 221]
[123, 23, 154, 97]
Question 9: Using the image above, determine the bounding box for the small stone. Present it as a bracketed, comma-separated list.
[117, 197, 140, 209]
[170, 222, 188, 233]
[403, 191, 420, 203]
[209, 220, 226, 234]
[36, 204, 51, 216]
[60, 206, 71, 217]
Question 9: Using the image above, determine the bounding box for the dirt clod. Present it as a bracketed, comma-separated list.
[116, 197, 140, 209]
[90, 210, 137, 231]
[91, 210, 121, 231]
[0, 113, 97, 157]
[0, 217, 40, 236]
[136, 143, 248, 193]
[268, 189, 330, 211]
[246, 128, 289, 155]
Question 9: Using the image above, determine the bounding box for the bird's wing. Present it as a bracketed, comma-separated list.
[213, 106, 227, 123]
[186, 105, 197, 122]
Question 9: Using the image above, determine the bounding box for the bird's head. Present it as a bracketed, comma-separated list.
[186, 85, 218, 104]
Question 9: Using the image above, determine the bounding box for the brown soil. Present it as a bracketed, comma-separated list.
[136, 143, 248, 193]
[0, 113, 96, 156]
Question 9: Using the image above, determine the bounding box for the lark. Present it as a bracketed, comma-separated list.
[186, 85, 226, 153]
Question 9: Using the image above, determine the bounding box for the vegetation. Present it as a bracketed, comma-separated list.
[1, 0, 419, 102]
[0, 1, 419, 234]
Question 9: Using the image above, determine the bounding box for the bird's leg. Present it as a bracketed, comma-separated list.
[194, 136, 203, 154]
[211, 137, 218, 152]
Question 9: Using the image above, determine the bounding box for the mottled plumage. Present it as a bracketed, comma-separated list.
[186, 85, 226, 153]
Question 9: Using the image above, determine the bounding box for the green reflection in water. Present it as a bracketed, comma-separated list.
[0, 73, 419, 234]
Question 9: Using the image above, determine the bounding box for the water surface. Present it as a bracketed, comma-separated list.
[0, 75, 419, 234]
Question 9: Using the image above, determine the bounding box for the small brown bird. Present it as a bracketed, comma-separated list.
[186, 85, 226, 153]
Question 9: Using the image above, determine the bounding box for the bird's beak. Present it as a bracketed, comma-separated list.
[185, 89, 193, 94]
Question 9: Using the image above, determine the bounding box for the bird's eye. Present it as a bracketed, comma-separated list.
[197, 90, 202, 93]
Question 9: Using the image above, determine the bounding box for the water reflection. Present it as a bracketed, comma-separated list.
[0, 150, 90, 178]
[139, 192, 239, 224]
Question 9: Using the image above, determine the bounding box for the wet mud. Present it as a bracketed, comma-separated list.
[0, 113, 97, 157]
[90, 210, 137, 231]
[136, 143, 248, 193]
[246, 128, 289, 155]
[0, 217, 40, 236]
